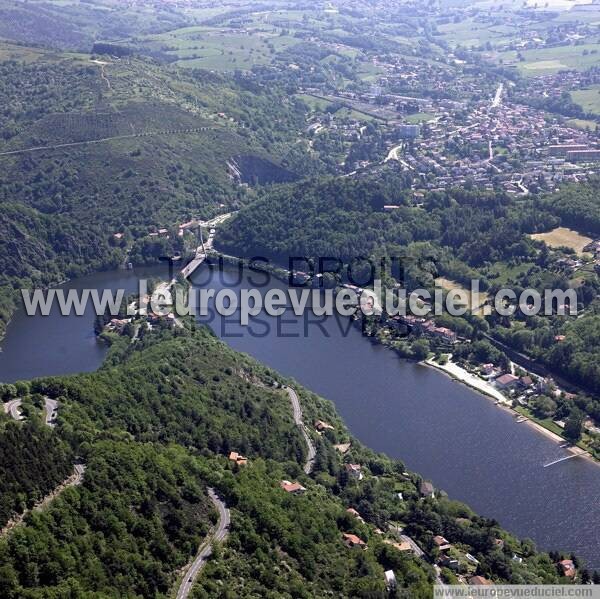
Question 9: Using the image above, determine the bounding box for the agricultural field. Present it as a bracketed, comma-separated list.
[571, 85, 600, 116]
[137, 27, 300, 70]
[530, 227, 594, 255]
[499, 42, 600, 75]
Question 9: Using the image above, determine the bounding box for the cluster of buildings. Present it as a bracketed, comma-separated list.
[393, 95, 600, 194]
[390, 314, 459, 345]
[520, 68, 600, 108]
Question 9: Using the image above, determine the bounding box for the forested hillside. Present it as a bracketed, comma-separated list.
[0, 422, 73, 529]
[0, 326, 579, 596]
[0, 44, 313, 340]
[218, 172, 558, 277]
[219, 173, 600, 420]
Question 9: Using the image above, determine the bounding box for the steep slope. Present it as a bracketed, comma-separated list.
[0, 327, 575, 597]
[0, 45, 311, 340]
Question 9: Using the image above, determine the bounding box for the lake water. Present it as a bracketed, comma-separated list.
[1, 262, 600, 569]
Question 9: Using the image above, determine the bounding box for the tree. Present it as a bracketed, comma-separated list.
[412, 339, 430, 361]
[564, 410, 584, 444]
[531, 396, 557, 419]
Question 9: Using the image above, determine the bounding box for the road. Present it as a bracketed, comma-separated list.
[3, 399, 24, 421]
[44, 397, 58, 427]
[384, 143, 402, 163]
[1, 463, 85, 537]
[492, 83, 504, 108]
[0, 126, 217, 158]
[180, 212, 234, 279]
[285, 386, 316, 474]
[176, 488, 230, 599]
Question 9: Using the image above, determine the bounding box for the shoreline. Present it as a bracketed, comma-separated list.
[423, 357, 597, 465]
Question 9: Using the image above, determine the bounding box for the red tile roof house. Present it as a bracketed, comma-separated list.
[432, 326, 458, 344]
[280, 480, 306, 495]
[495, 373, 520, 390]
[345, 463, 364, 481]
[342, 533, 367, 549]
[433, 535, 452, 551]
[559, 559, 576, 578]
[520, 376, 534, 388]
[469, 575, 493, 586]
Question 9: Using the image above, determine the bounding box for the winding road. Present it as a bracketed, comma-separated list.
[285, 386, 316, 474]
[3, 399, 23, 421]
[176, 487, 230, 599]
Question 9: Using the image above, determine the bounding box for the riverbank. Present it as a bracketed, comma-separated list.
[208, 253, 600, 465]
[424, 356, 596, 465]
[424, 357, 508, 404]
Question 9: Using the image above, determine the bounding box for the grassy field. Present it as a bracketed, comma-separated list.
[483, 260, 537, 286]
[530, 227, 593, 254]
[405, 112, 436, 124]
[567, 118, 598, 131]
[436, 277, 489, 315]
[139, 27, 299, 70]
[437, 18, 512, 48]
[501, 43, 600, 75]
[0, 42, 47, 63]
[571, 85, 600, 116]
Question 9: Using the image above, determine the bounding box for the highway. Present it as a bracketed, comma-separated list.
[176, 488, 230, 599]
[285, 386, 316, 474]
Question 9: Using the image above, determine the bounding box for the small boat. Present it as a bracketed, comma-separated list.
[515, 417, 527, 423]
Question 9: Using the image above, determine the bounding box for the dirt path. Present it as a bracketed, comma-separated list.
[0, 127, 217, 158]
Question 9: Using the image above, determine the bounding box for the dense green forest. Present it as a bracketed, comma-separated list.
[0, 326, 583, 596]
[218, 172, 558, 279]
[0, 441, 215, 599]
[541, 178, 600, 236]
[0, 422, 73, 529]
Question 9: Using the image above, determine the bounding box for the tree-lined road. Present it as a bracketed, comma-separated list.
[3, 399, 23, 421]
[0, 127, 218, 158]
[176, 488, 230, 599]
[285, 386, 316, 474]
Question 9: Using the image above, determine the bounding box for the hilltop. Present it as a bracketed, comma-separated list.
[0, 325, 576, 597]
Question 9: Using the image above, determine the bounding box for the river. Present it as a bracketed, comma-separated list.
[1, 262, 599, 569]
